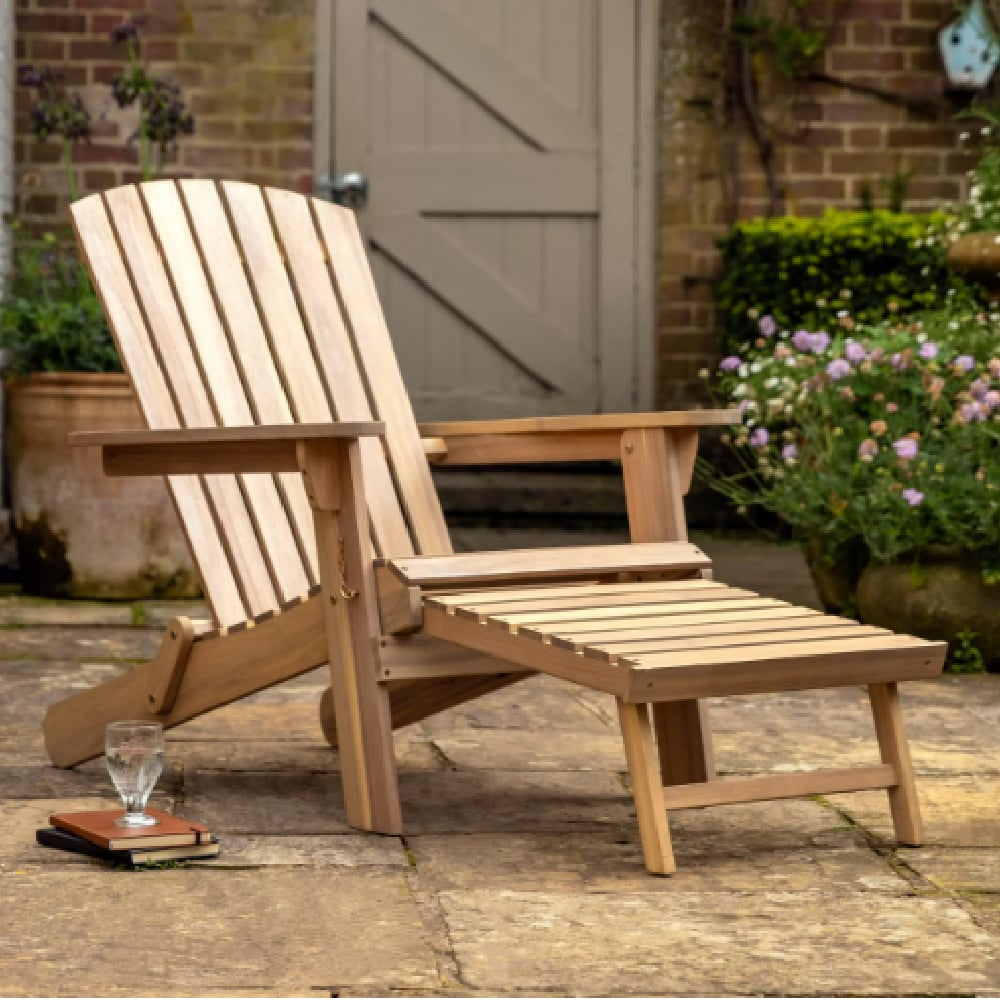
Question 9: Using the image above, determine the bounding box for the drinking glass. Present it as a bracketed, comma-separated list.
[105, 721, 165, 827]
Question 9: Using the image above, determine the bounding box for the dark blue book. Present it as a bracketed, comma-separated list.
[36, 826, 219, 866]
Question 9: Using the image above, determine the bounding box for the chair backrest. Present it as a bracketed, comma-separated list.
[71, 180, 452, 629]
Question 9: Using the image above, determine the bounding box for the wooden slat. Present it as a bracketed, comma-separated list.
[490, 596, 788, 629]
[625, 640, 946, 702]
[140, 181, 312, 605]
[387, 541, 710, 587]
[526, 606, 821, 643]
[553, 612, 854, 651]
[418, 409, 739, 437]
[313, 199, 452, 556]
[660, 765, 897, 811]
[70, 192, 246, 627]
[428, 578, 724, 610]
[440, 583, 748, 618]
[258, 185, 415, 560]
[581, 623, 890, 663]
[178, 179, 319, 582]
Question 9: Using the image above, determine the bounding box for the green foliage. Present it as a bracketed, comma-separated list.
[0, 227, 119, 375]
[948, 630, 987, 674]
[730, 0, 827, 79]
[700, 291, 1000, 577]
[715, 210, 952, 356]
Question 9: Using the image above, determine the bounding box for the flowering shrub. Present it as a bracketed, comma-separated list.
[940, 98, 1000, 243]
[702, 295, 1000, 580]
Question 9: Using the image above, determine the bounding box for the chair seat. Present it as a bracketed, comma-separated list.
[424, 579, 946, 703]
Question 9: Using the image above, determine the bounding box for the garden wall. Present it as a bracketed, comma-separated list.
[12, 0, 314, 229]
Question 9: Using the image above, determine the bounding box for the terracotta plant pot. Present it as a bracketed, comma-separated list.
[6, 372, 199, 599]
[947, 232, 1000, 291]
[857, 554, 1000, 671]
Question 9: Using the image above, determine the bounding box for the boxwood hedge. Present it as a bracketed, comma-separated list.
[715, 210, 952, 353]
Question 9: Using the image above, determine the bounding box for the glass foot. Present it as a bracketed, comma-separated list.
[115, 812, 159, 827]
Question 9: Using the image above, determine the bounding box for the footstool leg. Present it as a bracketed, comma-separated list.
[617, 699, 676, 875]
[868, 682, 924, 845]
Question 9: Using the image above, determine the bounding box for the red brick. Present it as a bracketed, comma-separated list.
[891, 25, 933, 45]
[848, 126, 883, 148]
[829, 151, 896, 172]
[826, 101, 906, 123]
[887, 126, 963, 148]
[831, 49, 906, 72]
[788, 177, 847, 199]
[800, 126, 845, 148]
[908, 0, 945, 21]
[834, 0, 902, 16]
[73, 0, 149, 10]
[905, 177, 962, 200]
[852, 21, 887, 45]
[17, 11, 86, 32]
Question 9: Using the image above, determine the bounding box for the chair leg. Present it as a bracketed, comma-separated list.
[868, 682, 923, 846]
[653, 700, 716, 785]
[617, 700, 676, 875]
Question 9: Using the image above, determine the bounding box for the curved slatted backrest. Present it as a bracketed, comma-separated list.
[70, 180, 452, 629]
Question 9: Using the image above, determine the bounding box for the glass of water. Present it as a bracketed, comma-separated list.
[105, 721, 165, 827]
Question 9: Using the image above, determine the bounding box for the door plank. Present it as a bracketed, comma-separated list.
[371, 0, 596, 150]
[370, 215, 593, 394]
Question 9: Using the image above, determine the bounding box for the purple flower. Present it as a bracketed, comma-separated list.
[919, 342, 938, 360]
[809, 331, 831, 353]
[791, 330, 813, 351]
[826, 359, 852, 380]
[781, 443, 799, 461]
[759, 315, 777, 337]
[858, 439, 878, 460]
[719, 356, 742, 372]
[953, 354, 975, 373]
[961, 401, 986, 423]
[844, 340, 867, 363]
[749, 428, 769, 448]
[902, 488, 924, 507]
[985, 390, 1000, 410]
[970, 377, 989, 400]
[892, 437, 919, 460]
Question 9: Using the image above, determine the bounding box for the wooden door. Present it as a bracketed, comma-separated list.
[316, 0, 657, 420]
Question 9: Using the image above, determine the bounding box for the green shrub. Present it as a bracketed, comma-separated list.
[715, 210, 952, 355]
[0, 227, 119, 375]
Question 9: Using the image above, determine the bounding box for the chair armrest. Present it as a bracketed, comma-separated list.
[71, 421, 385, 477]
[418, 410, 738, 466]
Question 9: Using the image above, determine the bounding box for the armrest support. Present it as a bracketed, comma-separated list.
[418, 409, 738, 466]
[71, 421, 385, 477]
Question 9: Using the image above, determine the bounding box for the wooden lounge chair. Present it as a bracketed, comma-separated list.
[44, 180, 946, 874]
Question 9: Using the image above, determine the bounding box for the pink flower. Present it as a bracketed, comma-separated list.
[781, 443, 799, 461]
[749, 428, 769, 448]
[844, 340, 867, 363]
[953, 354, 975, 373]
[858, 439, 879, 460]
[893, 437, 919, 460]
[719, 356, 742, 372]
[919, 342, 938, 360]
[759, 314, 777, 337]
[826, 359, 851, 380]
[902, 488, 924, 507]
[960, 401, 986, 422]
[886, 402, 899, 413]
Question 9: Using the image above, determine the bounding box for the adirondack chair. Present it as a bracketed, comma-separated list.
[44, 180, 946, 874]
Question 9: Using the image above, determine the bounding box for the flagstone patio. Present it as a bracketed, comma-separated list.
[0, 534, 997, 997]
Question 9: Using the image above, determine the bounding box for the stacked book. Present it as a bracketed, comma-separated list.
[36, 807, 219, 867]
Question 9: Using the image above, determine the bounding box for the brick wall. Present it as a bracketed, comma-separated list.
[13, 0, 314, 230]
[656, 0, 976, 407]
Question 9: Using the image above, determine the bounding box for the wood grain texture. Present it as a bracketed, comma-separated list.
[868, 682, 924, 845]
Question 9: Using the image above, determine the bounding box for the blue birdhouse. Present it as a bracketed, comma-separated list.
[940, 0, 1000, 89]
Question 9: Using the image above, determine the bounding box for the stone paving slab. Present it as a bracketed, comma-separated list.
[837, 776, 1000, 846]
[899, 846, 1000, 891]
[437, 889, 999, 996]
[0, 870, 439, 997]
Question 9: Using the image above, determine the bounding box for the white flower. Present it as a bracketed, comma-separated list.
[764, 377, 779, 388]
[750, 362, 762, 374]
[732, 383, 748, 397]
[960, 131, 971, 141]
[739, 364, 750, 378]
[698, 368, 710, 379]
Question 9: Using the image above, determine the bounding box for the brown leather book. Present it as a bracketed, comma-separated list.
[49, 807, 212, 851]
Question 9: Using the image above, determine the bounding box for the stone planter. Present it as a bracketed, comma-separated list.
[802, 536, 868, 616]
[947, 232, 1000, 291]
[6, 372, 199, 599]
[857, 554, 1000, 671]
